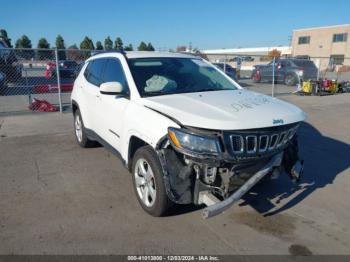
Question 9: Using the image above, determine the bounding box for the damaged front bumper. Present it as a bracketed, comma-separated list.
[200, 152, 283, 218]
[157, 124, 304, 218]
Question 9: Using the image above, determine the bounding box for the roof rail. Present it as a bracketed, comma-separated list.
[91, 50, 127, 59]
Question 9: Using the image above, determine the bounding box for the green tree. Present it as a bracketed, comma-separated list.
[114, 37, 123, 51]
[55, 35, 66, 60]
[104, 36, 113, 50]
[137, 41, 148, 51]
[37, 38, 50, 60]
[0, 29, 12, 47]
[124, 43, 133, 51]
[15, 35, 32, 48]
[37, 38, 50, 49]
[15, 35, 33, 59]
[96, 41, 103, 50]
[147, 42, 155, 51]
[55, 35, 65, 49]
[80, 36, 94, 59]
[80, 36, 94, 50]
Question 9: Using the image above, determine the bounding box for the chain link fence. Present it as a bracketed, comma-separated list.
[1, 48, 350, 115]
[0, 47, 91, 115]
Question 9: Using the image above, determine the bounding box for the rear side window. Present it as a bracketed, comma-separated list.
[84, 59, 106, 86]
[101, 59, 128, 88]
[281, 61, 291, 67]
[292, 60, 316, 68]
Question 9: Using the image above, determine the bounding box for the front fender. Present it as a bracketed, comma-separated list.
[120, 102, 181, 164]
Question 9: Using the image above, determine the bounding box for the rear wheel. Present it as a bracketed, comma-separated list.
[74, 109, 96, 148]
[0, 82, 5, 96]
[132, 146, 172, 216]
[285, 74, 298, 86]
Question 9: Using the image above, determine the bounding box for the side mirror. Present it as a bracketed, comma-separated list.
[100, 82, 126, 95]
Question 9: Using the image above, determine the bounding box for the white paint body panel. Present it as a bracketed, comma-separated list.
[142, 89, 306, 130]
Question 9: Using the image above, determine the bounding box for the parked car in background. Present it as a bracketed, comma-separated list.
[213, 62, 237, 80]
[74, 62, 84, 77]
[0, 40, 22, 82]
[252, 58, 318, 86]
[45, 60, 79, 79]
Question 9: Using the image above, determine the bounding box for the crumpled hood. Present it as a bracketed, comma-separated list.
[141, 89, 306, 130]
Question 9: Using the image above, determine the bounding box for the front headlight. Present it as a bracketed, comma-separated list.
[168, 127, 221, 156]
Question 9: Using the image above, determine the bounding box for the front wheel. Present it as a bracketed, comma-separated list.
[131, 146, 172, 216]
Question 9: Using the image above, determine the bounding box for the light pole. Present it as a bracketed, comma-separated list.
[317, 45, 323, 81]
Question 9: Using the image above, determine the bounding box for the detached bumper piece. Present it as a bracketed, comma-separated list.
[290, 160, 304, 183]
[199, 152, 284, 219]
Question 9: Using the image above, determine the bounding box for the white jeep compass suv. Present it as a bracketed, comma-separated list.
[71, 51, 305, 218]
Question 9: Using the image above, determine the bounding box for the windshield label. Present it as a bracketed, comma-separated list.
[231, 96, 270, 112]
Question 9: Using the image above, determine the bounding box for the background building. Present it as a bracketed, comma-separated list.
[200, 24, 350, 74]
[291, 24, 350, 70]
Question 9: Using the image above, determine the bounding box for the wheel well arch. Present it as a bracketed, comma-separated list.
[285, 71, 298, 78]
[72, 100, 79, 115]
[284, 72, 299, 83]
[128, 136, 149, 170]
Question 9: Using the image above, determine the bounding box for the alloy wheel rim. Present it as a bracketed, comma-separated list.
[134, 158, 156, 207]
[75, 115, 83, 142]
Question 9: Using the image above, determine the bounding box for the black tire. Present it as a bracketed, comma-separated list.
[0, 83, 5, 96]
[284, 74, 298, 86]
[74, 109, 96, 148]
[131, 145, 172, 217]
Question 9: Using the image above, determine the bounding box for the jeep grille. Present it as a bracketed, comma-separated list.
[229, 124, 298, 156]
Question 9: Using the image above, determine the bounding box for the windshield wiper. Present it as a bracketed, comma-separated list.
[143, 91, 176, 97]
[142, 88, 233, 97]
[195, 88, 231, 92]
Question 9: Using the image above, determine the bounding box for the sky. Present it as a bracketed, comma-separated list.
[1, 0, 349, 50]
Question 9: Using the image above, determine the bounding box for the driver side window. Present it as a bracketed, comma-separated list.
[101, 58, 129, 92]
[84, 59, 106, 87]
